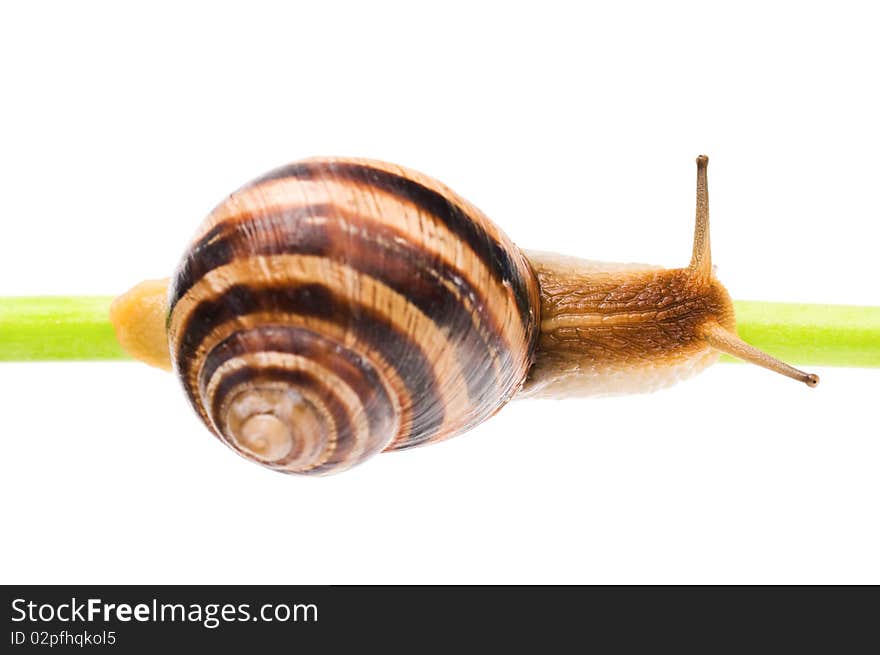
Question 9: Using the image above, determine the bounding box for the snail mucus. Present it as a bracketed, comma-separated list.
[110, 155, 817, 475]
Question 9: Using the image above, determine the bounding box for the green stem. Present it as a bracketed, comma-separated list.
[724, 300, 880, 368]
[0, 297, 878, 367]
[0, 296, 126, 361]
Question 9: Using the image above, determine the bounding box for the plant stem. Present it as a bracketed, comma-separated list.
[0, 296, 125, 361]
[0, 297, 878, 367]
[724, 300, 880, 368]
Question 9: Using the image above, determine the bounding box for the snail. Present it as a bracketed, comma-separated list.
[109, 155, 817, 476]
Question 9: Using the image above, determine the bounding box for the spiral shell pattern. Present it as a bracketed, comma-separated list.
[167, 158, 540, 475]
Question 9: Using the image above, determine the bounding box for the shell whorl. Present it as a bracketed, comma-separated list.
[167, 158, 541, 475]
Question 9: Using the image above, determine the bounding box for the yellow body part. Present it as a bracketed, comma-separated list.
[109, 278, 172, 371]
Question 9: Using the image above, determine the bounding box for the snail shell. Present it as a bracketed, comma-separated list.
[166, 158, 541, 475]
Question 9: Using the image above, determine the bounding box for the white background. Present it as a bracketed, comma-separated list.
[1, 2, 877, 584]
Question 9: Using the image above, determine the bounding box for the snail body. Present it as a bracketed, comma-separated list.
[111, 156, 817, 475]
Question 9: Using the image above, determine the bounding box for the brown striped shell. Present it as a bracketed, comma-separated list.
[167, 158, 541, 475]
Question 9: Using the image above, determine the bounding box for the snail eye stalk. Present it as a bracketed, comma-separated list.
[687, 156, 818, 386]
